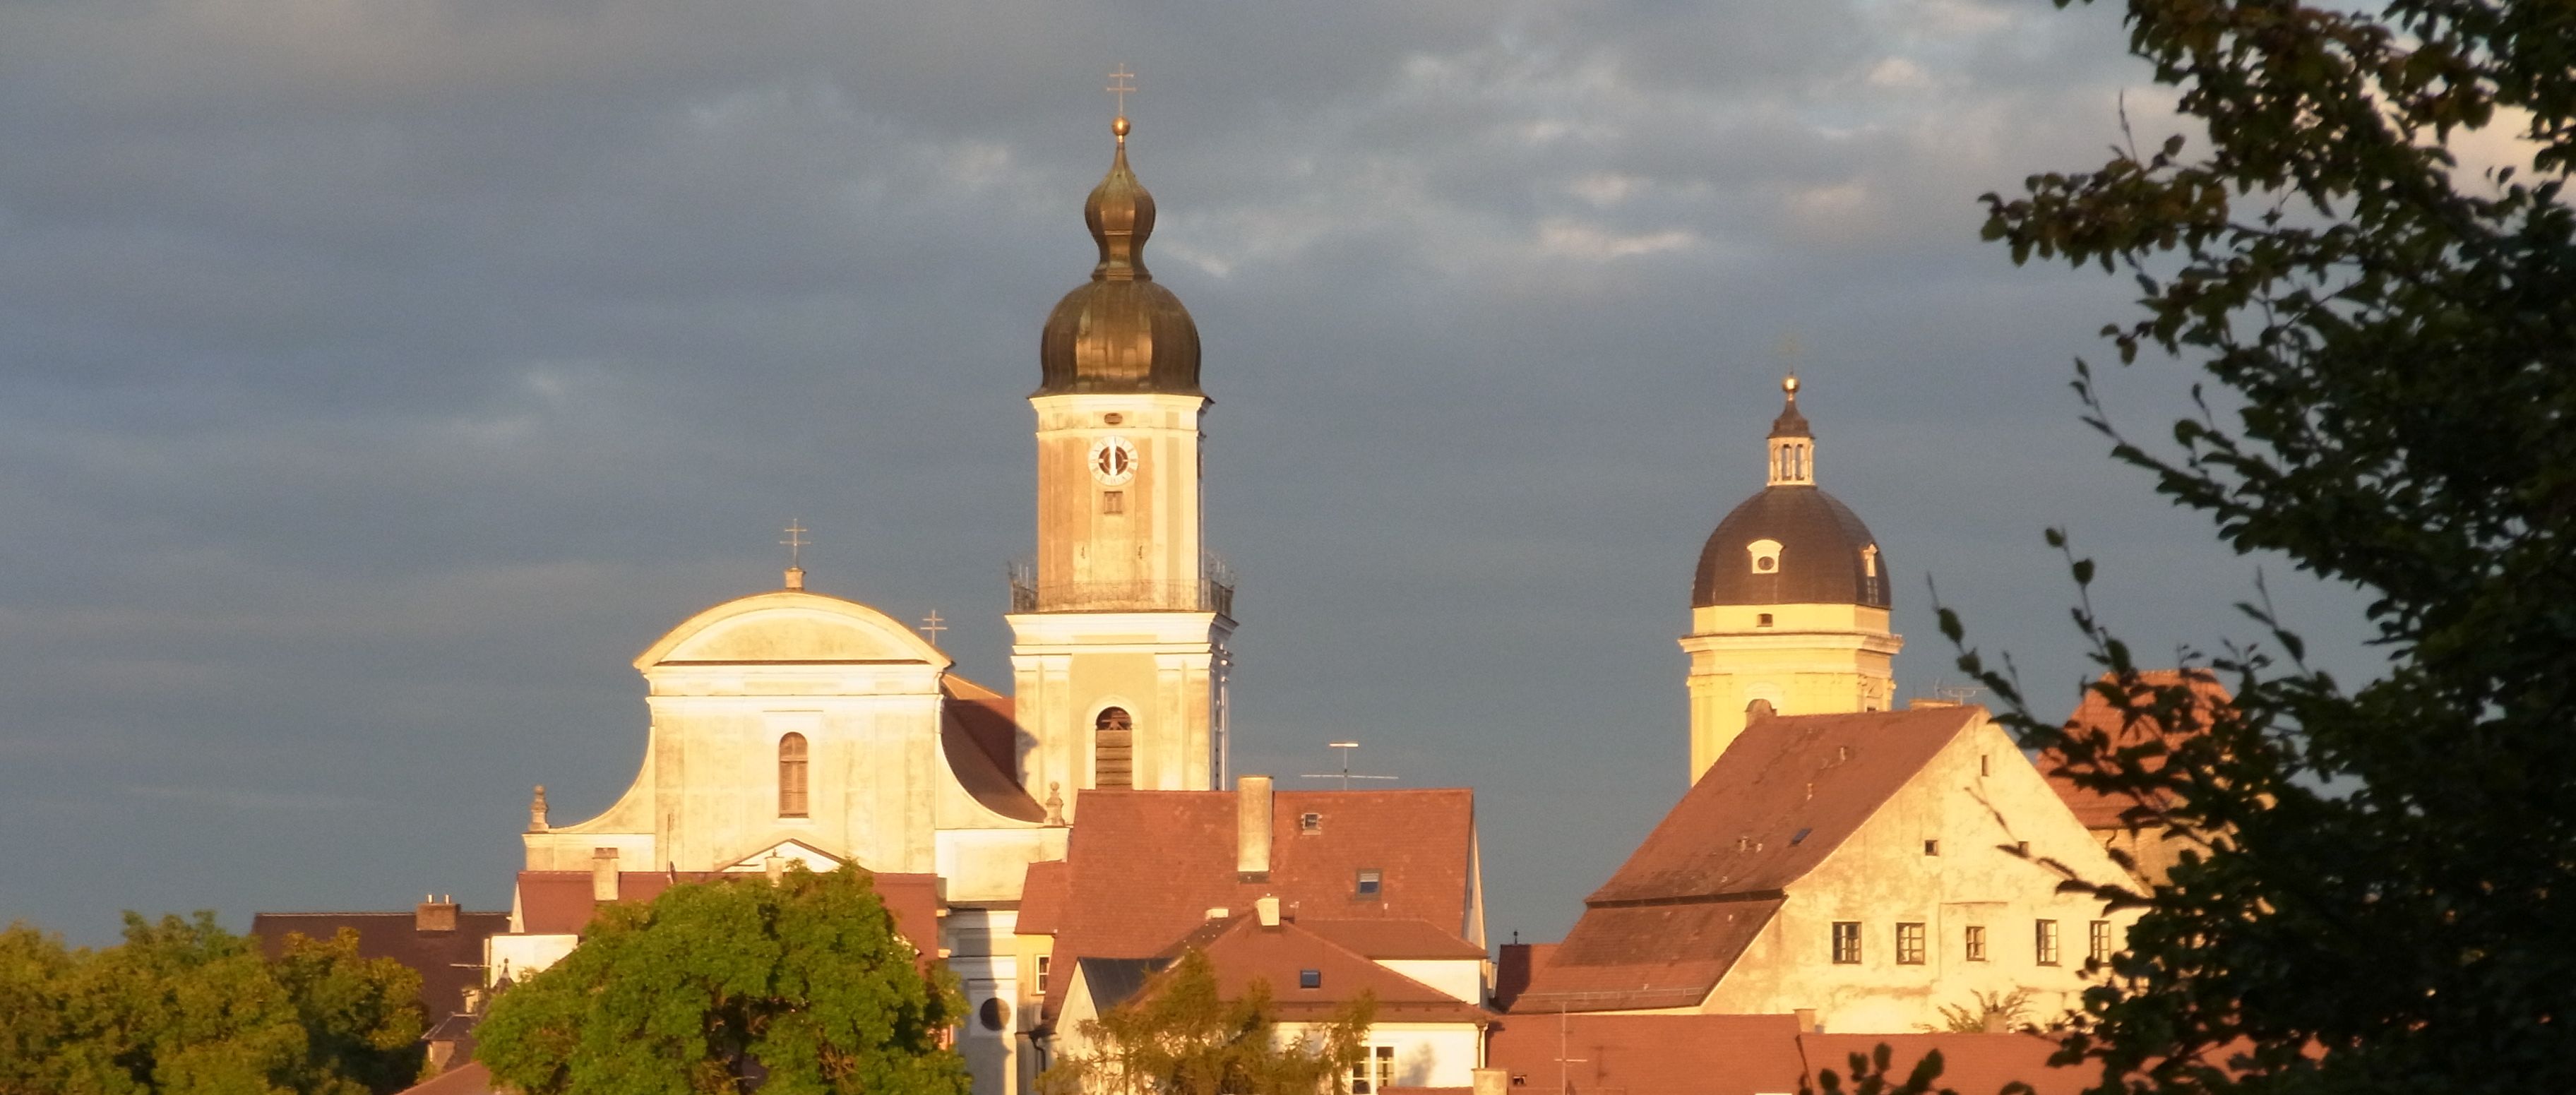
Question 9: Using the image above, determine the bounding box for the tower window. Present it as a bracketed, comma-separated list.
[1356, 869, 1382, 898]
[1830, 921, 1862, 964]
[1756, 613, 1774, 627]
[1093, 707, 1133, 789]
[1924, 839, 1940, 856]
[1896, 923, 1926, 965]
[1102, 490, 1125, 515]
[777, 733, 809, 818]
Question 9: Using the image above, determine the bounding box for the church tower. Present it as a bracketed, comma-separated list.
[1007, 116, 1234, 815]
[1680, 377, 1900, 779]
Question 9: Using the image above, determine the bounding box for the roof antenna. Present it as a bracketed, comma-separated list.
[1300, 741, 1397, 791]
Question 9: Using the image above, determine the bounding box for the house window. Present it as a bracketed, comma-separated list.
[1964, 925, 1987, 962]
[1094, 707, 1133, 789]
[1351, 1046, 1395, 1094]
[1896, 923, 1926, 965]
[1980, 754, 1991, 777]
[1830, 921, 1862, 964]
[1356, 869, 1382, 899]
[777, 733, 809, 818]
[2035, 919, 2061, 965]
[1034, 955, 1050, 995]
[1299, 969, 1322, 990]
[1299, 811, 1323, 834]
[2089, 920, 2115, 964]
[1923, 839, 1940, 856]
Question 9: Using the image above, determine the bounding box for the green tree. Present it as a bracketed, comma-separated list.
[1961, 0, 2575, 1093]
[475, 866, 970, 1095]
[0, 913, 424, 1095]
[1037, 949, 1373, 1095]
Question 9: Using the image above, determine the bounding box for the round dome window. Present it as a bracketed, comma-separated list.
[1746, 539, 1784, 575]
[979, 997, 1011, 1031]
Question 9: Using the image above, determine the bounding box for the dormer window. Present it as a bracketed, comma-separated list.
[1298, 969, 1322, 989]
[1356, 869, 1382, 898]
[1747, 539, 1783, 575]
[1300, 812, 1323, 834]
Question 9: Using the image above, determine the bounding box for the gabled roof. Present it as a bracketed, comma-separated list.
[1041, 787, 1477, 1012]
[512, 869, 941, 969]
[2039, 670, 2232, 830]
[1301, 918, 1488, 960]
[1135, 914, 1490, 1024]
[1018, 861, 1071, 935]
[1487, 1013, 1803, 1095]
[250, 910, 510, 1022]
[392, 1060, 498, 1095]
[1515, 705, 1981, 1012]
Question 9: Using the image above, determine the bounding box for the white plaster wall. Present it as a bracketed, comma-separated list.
[1378, 959, 1486, 1003]
[1282, 1022, 1483, 1089]
[485, 933, 577, 985]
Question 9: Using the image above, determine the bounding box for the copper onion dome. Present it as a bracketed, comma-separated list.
[1692, 378, 1889, 609]
[1038, 117, 1203, 396]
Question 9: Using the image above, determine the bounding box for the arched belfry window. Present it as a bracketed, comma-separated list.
[778, 733, 810, 818]
[1095, 707, 1134, 790]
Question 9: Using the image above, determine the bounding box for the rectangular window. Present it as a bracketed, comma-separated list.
[777, 733, 810, 818]
[1895, 923, 1926, 965]
[2089, 920, 2115, 964]
[2035, 919, 2061, 966]
[1964, 925, 1987, 962]
[1350, 1046, 1395, 1095]
[1923, 839, 1940, 856]
[1102, 490, 1125, 515]
[1299, 969, 1322, 990]
[1757, 612, 1775, 627]
[1830, 921, 1862, 964]
[1356, 869, 1382, 898]
[1034, 955, 1049, 995]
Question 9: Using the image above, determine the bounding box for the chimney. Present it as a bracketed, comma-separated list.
[1472, 1068, 1510, 1095]
[592, 848, 621, 902]
[1236, 775, 1273, 876]
[415, 894, 458, 933]
[1795, 1007, 1820, 1033]
[1256, 895, 1281, 927]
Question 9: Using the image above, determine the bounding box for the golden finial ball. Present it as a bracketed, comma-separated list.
[1113, 116, 1131, 137]
[1783, 374, 1800, 395]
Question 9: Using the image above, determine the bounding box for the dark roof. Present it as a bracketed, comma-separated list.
[1040, 787, 1478, 1014]
[942, 676, 1046, 822]
[1037, 130, 1202, 397]
[250, 909, 508, 1021]
[1515, 706, 1980, 1012]
[1491, 943, 1556, 1012]
[513, 869, 943, 971]
[1072, 956, 1170, 1013]
[1488, 1014, 1804, 1095]
[2038, 670, 2234, 830]
[1693, 486, 1890, 609]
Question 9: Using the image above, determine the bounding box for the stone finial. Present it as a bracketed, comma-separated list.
[528, 785, 550, 832]
[1044, 782, 1067, 827]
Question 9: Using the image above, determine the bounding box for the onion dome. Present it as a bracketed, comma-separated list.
[1691, 377, 1890, 609]
[1037, 116, 1203, 396]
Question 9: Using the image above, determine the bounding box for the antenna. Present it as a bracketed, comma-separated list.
[1299, 740, 1396, 791]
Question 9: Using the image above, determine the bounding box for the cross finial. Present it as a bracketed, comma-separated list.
[780, 520, 811, 590]
[919, 610, 947, 646]
[1107, 65, 1136, 116]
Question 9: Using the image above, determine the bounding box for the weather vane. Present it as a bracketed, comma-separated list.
[1301, 740, 1397, 791]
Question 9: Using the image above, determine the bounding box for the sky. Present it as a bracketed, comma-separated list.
[0, 0, 2391, 947]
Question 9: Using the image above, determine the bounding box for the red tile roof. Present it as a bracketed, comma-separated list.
[2038, 670, 2232, 830]
[1487, 1013, 1804, 1095]
[1041, 787, 1478, 1015]
[945, 677, 1047, 822]
[1514, 706, 1980, 1012]
[1300, 918, 1488, 959]
[251, 909, 510, 1022]
[1139, 914, 1490, 1025]
[1492, 943, 1556, 1012]
[393, 1060, 497, 1095]
[513, 869, 942, 968]
[1799, 1033, 2085, 1095]
[1018, 860, 1070, 935]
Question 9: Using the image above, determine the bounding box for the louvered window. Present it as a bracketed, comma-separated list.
[1094, 707, 1133, 789]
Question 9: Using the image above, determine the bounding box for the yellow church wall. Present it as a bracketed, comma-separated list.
[1681, 603, 1900, 777]
[1694, 714, 2140, 1032]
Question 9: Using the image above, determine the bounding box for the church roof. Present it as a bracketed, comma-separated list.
[941, 676, 1046, 822]
[1513, 705, 1981, 1012]
[1038, 787, 1478, 1015]
[636, 589, 951, 669]
[1691, 486, 1888, 609]
[1037, 117, 1203, 397]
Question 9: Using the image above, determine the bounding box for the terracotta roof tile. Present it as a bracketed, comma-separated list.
[1492, 943, 1556, 1012]
[1516, 706, 1979, 1012]
[392, 1060, 497, 1095]
[1018, 860, 1071, 935]
[513, 869, 942, 968]
[1299, 919, 1487, 959]
[1799, 1033, 2085, 1095]
[251, 909, 509, 1021]
[2038, 670, 2232, 831]
[1135, 914, 1491, 1025]
[1487, 1013, 1804, 1095]
[1042, 787, 1477, 1015]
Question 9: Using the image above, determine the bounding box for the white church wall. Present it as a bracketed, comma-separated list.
[1378, 959, 1486, 1003]
[936, 829, 1068, 903]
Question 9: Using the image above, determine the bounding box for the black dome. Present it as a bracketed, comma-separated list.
[1692, 486, 1890, 609]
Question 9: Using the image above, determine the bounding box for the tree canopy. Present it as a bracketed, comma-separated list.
[1037, 948, 1373, 1095]
[0, 912, 424, 1095]
[1957, 0, 2575, 1093]
[474, 866, 970, 1095]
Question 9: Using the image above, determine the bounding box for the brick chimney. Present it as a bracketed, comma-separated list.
[1256, 895, 1282, 927]
[1236, 775, 1273, 877]
[415, 894, 458, 933]
[592, 848, 621, 902]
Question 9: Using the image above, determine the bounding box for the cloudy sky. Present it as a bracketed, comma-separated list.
[0, 0, 2385, 945]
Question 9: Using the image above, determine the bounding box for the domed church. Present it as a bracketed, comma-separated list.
[1681, 376, 1901, 778]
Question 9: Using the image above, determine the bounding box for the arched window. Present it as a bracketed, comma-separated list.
[778, 733, 809, 818]
[1094, 707, 1133, 789]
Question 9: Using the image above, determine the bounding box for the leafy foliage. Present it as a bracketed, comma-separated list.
[1037, 949, 1373, 1095]
[475, 865, 970, 1095]
[1960, 0, 2575, 1091]
[0, 912, 424, 1095]
[1927, 989, 2037, 1036]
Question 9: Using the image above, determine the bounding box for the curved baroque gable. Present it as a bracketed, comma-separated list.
[636, 591, 954, 669]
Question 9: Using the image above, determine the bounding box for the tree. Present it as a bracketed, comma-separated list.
[474, 865, 970, 1095]
[0, 912, 424, 1095]
[1958, 0, 2575, 1092]
[1037, 949, 1373, 1095]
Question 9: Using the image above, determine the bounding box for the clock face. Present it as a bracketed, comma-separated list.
[1089, 436, 1138, 486]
